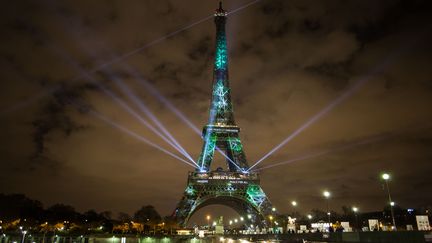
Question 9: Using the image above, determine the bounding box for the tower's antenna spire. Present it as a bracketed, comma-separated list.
[215, 1, 226, 16]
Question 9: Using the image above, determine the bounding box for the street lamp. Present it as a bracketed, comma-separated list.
[206, 215, 211, 229]
[307, 214, 313, 230]
[269, 215, 274, 233]
[323, 191, 331, 230]
[21, 230, 27, 243]
[381, 172, 396, 231]
[352, 207, 359, 231]
[291, 201, 297, 207]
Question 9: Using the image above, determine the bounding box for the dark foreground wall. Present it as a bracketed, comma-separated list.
[245, 231, 430, 243]
[1, 231, 431, 243]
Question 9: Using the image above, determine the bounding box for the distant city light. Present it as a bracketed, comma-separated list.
[323, 191, 331, 198]
[291, 201, 297, 206]
[382, 173, 390, 180]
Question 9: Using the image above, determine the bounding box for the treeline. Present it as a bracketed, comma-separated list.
[0, 193, 174, 234]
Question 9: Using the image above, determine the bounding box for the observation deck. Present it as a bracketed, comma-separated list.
[188, 171, 260, 185]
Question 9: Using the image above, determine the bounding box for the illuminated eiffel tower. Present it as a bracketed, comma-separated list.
[173, 2, 273, 227]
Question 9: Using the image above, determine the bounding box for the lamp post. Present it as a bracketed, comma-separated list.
[206, 215, 211, 229]
[323, 191, 331, 231]
[352, 207, 359, 231]
[269, 215, 274, 233]
[21, 230, 27, 243]
[307, 214, 313, 229]
[382, 173, 396, 231]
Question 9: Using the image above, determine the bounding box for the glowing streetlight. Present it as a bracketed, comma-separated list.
[21, 230, 27, 243]
[206, 215, 211, 228]
[272, 207, 276, 212]
[307, 214, 312, 220]
[323, 190, 331, 230]
[247, 214, 252, 219]
[234, 219, 238, 223]
[240, 217, 244, 221]
[352, 207, 359, 231]
[291, 201, 297, 206]
[381, 172, 396, 231]
[268, 215, 274, 231]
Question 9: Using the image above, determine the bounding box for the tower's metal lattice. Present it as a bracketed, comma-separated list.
[173, 3, 273, 227]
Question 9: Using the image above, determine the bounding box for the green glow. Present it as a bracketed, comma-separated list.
[143, 237, 156, 243]
[246, 185, 266, 206]
[204, 134, 216, 157]
[199, 133, 217, 170]
[185, 186, 195, 196]
[215, 34, 227, 70]
[229, 137, 243, 152]
[214, 82, 230, 112]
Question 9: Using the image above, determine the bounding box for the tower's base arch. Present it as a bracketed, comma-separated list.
[173, 171, 274, 227]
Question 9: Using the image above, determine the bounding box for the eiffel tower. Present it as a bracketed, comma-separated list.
[173, 2, 273, 227]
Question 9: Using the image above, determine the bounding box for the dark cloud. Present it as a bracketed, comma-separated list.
[187, 35, 212, 61]
[30, 84, 92, 168]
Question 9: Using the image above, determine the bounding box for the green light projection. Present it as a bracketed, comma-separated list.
[215, 33, 227, 70]
[229, 137, 243, 152]
[214, 82, 230, 111]
[246, 184, 266, 207]
[199, 133, 217, 170]
[185, 185, 195, 196]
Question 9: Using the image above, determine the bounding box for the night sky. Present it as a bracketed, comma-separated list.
[1, 0, 432, 222]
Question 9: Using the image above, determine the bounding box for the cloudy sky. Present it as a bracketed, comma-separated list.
[1, 0, 432, 222]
